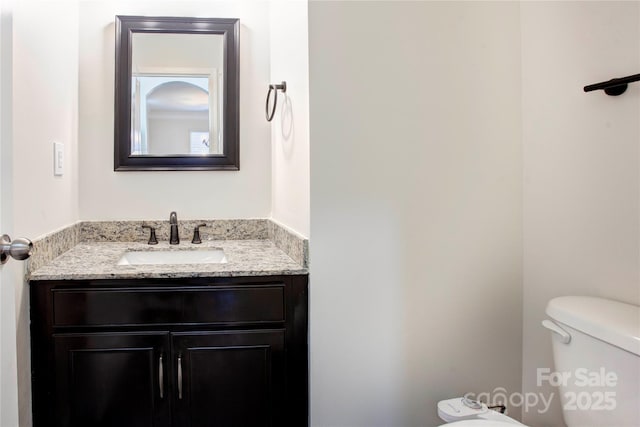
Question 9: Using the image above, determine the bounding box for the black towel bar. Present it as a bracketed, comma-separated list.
[266, 81, 287, 121]
[584, 73, 640, 96]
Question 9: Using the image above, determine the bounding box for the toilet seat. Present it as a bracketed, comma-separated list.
[438, 421, 525, 427]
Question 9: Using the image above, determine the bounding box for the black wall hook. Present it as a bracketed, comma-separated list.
[584, 73, 640, 96]
[266, 81, 287, 121]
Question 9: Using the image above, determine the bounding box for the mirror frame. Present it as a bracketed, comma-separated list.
[114, 15, 240, 171]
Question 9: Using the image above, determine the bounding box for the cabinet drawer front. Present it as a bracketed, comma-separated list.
[52, 286, 285, 327]
[184, 287, 285, 324]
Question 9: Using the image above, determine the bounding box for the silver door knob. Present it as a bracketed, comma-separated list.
[0, 234, 33, 264]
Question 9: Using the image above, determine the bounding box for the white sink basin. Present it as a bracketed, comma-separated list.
[117, 249, 227, 266]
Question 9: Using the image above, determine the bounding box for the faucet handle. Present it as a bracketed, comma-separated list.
[191, 223, 207, 244]
[142, 224, 158, 245]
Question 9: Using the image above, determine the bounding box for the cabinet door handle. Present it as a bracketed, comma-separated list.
[159, 353, 164, 399]
[177, 354, 183, 400]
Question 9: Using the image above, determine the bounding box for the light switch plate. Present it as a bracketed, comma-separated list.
[53, 142, 64, 176]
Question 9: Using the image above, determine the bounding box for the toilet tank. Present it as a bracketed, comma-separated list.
[544, 296, 640, 427]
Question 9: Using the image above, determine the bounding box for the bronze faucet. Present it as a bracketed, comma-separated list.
[169, 211, 179, 244]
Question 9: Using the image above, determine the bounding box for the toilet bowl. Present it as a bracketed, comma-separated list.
[442, 422, 522, 427]
[436, 397, 526, 426]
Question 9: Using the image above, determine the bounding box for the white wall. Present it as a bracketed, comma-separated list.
[78, 0, 272, 220]
[269, 0, 310, 237]
[521, 3, 640, 426]
[3, 1, 80, 426]
[309, 2, 523, 426]
[13, 1, 79, 238]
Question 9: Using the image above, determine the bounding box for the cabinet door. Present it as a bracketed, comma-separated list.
[53, 332, 171, 427]
[172, 330, 285, 427]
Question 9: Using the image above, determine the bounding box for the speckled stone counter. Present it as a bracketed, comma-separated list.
[29, 240, 307, 281]
[27, 218, 308, 281]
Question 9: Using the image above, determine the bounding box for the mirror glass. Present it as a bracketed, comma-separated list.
[115, 16, 239, 171]
[131, 33, 224, 156]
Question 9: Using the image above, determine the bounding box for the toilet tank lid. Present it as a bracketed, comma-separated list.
[546, 296, 640, 356]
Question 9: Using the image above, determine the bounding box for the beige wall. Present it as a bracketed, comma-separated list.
[521, 2, 640, 426]
[309, 2, 523, 425]
[78, 0, 272, 221]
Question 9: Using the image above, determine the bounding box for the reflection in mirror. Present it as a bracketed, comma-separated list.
[131, 33, 224, 156]
[114, 16, 239, 171]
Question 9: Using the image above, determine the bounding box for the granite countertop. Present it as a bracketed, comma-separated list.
[29, 240, 308, 281]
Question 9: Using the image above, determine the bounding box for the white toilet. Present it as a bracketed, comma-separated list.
[437, 295, 640, 427]
[436, 397, 525, 426]
[440, 422, 520, 427]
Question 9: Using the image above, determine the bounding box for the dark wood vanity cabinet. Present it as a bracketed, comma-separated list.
[172, 330, 285, 427]
[52, 332, 172, 427]
[30, 275, 308, 427]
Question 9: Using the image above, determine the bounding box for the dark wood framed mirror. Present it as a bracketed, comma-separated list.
[114, 16, 239, 171]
